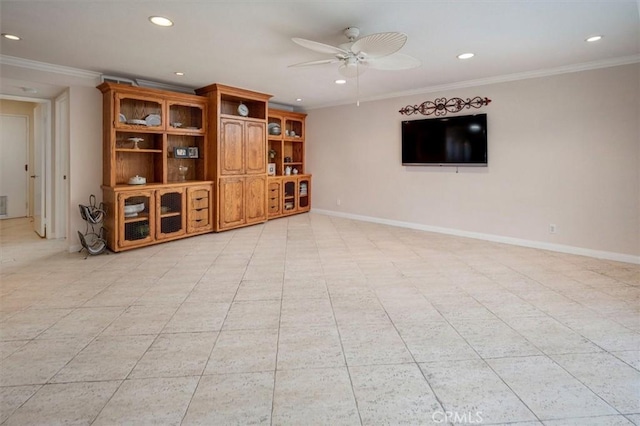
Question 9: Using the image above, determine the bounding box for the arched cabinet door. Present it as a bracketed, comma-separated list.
[244, 121, 266, 175]
[219, 118, 245, 176]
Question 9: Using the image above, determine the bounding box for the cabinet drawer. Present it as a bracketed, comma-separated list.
[190, 196, 209, 210]
[190, 208, 209, 221]
[190, 189, 209, 199]
[189, 218, 210, 229]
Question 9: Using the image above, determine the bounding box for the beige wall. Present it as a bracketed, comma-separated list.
[0, 99, 36, 217]
[67, 86, 103, 249]
[306, 64, 640, 260]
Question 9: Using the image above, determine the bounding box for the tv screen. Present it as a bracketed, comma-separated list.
[402, 113, 488, 166]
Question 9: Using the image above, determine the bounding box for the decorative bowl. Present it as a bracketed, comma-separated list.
[268, 123, 281, 135]
[124, 202, 145, 217]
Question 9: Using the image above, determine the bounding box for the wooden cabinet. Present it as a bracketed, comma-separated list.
[267, 178, 282, 217]
[155, 187, 186, 240]
[196, 83, 272, 231]
[98, 82, 214, 252]
[245, 121, 267, 175]
[267, 109, 310, 218]
[245, 176, 267, 224]
[267, 109, 306, 176]
[297, 175, 311, 213]
[98, 82, 208, 187]
[219, 118, 266, 176]
[116, 189, 154, 249]
[187, 185, 213, 233]
[103, 182, 213, 252]
[218, 177, 245, 230]
[99, 82, 312, 249]
[269, 175, 311, 218]
[218, 176, 267, 230]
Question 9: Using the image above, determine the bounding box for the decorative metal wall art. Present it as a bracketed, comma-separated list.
[399, 96, 491, 116]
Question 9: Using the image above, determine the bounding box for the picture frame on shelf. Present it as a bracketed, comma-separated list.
[188, 147, 199, 159]
[174, 147, 189, 158]
[267, 163, 276, 176]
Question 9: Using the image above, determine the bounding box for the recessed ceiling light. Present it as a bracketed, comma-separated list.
[296, 98, 303, 102]
[174, 72, 184, 76]
[335, 79, 347, 84]
[149, 16, 173, 27]
[585, 35, 603, 43]
[2, 33, 21, 41]
[457, 53, 475, 60]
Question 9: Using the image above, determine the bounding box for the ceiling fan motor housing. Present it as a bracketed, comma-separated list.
[344, 27, 360, 40]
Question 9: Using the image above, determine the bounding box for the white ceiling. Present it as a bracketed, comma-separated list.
[0, 1, 638, 109]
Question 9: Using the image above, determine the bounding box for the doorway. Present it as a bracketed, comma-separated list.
[0, 97, 52, 238]
[0, 114, 28, 219]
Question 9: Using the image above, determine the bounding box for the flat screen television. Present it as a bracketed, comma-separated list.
[402, 113, 488, 166]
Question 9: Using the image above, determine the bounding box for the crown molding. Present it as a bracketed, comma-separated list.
[0, 55, 101, 80]
[308, 54, 640, 110]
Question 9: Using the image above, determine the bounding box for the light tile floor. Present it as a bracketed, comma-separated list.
[1, 214, 639, 425]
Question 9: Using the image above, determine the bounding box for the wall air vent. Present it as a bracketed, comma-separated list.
[135, 79, 195, 94]
[100, 75, 137, 86]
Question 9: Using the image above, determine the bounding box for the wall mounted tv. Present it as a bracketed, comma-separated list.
[401, 113, 488, 166]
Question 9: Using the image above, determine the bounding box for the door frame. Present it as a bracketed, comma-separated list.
[0, 94, 54, 237]
[54, 91, 69, 240]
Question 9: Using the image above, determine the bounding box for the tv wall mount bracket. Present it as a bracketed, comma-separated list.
[399, 96, 491, 116]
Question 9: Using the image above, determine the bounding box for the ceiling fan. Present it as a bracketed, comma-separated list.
[289, 27, 421, 78]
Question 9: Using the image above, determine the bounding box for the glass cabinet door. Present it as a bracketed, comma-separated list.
[156, 188, 186, 240]
[115, 93, 163, 130]
[298, 177, 310, 211]
[118, 191, 154, 248]
[283, 178, 297, 212]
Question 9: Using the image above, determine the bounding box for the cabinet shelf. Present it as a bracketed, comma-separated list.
[160, 212, 181, 219]
[167, 128, 204, 135]
[115, 125, 163, 133]
[124, 213, 150, 224]
[116, 148, 163, 154]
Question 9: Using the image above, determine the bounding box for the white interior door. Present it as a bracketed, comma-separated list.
[0, 114, 29, 219]
[33, 104, 46, 236]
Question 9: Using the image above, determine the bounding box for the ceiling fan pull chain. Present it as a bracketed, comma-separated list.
[356, 62, 360, 107]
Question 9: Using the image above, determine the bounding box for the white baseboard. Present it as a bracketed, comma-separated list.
[311, 208, 640, 265]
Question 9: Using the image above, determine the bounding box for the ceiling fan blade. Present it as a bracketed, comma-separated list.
[350, 32, 407, 59]
[366, 53, 421, 70]
[289, 58, 341, 68]
[292, 37, 349, 56]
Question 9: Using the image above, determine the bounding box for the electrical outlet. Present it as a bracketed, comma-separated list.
[336, 198, 341, 206]
[549, 224, 557, 234]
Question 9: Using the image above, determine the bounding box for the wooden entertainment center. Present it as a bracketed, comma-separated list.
[98, 82, 310, 252]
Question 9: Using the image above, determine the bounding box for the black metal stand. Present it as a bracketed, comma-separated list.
[78, 194, 107, 259]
